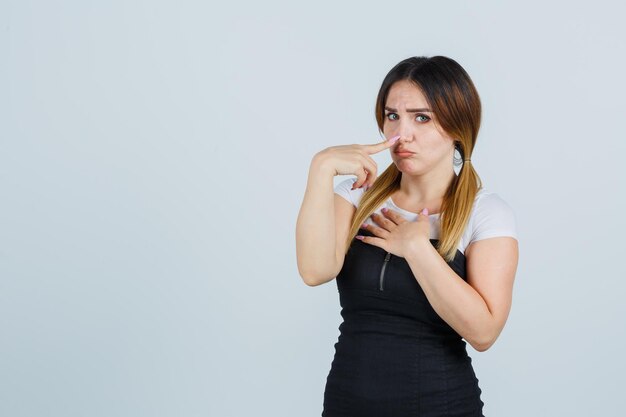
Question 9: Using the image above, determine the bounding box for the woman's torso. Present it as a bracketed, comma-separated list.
[322, 227, 485, 416]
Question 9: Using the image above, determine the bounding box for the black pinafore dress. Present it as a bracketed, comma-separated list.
[322, 227, 485, 417]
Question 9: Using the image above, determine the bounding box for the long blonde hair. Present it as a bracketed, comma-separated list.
[345, 56, 483, 262]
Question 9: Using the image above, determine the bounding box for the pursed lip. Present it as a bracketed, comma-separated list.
[394, 149, 415, 154]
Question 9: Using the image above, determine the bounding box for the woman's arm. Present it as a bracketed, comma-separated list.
[296, 139, 395, 286]
[405, 236, 519, 351]
[295, 156, 340, 286]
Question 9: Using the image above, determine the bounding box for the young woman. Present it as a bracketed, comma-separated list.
[295, 55, 519, 416]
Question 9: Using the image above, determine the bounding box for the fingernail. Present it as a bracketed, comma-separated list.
[421, 207, 428, 215]
[388, 135, 401, 144]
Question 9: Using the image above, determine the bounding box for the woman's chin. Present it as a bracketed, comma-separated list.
[394, 158, 418, 168]
[395, 160, 427, 175]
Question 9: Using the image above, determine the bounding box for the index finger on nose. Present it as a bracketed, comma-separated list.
[366, 135, 401, 155]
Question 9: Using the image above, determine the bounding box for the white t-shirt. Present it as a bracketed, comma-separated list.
[334, 177, 518, 255]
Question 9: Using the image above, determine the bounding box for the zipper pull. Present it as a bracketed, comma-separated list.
[379, 252, 391, 291]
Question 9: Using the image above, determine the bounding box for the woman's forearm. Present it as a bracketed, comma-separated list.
[405, 241, 495, 351]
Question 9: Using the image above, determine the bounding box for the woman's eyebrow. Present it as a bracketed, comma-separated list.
[384, 106, 432, 113]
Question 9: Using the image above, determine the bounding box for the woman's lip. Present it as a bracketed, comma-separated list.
[395, 151, 415, 155]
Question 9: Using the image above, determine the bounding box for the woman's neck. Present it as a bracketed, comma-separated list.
[397, 169, 456, 203]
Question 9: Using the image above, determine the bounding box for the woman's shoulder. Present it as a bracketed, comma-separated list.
[473, 188, 516, 215]
[468, 187, 518, 242]
[333, 177, 364, 207]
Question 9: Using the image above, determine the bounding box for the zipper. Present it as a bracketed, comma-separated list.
[379, 252, 391, 291]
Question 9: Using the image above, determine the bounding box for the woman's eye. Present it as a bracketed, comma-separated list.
[385, 113, 430, 123]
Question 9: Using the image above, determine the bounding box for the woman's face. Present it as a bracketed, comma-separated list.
[383, 79, 455, 176]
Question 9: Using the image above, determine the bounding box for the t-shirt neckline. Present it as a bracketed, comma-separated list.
[388, 196, 440, 217]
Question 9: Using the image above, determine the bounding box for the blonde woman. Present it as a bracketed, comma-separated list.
[296, 55, 519, 416]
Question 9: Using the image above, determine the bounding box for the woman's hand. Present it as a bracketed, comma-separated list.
[313, 135, 401, 189]
[356, 207, 431, 258]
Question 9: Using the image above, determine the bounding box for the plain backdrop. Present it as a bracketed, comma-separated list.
[1, 1, 625, 416]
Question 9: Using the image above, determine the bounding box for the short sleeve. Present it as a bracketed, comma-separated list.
[333, 178, 358, 207]
[469, 193, 518, 242]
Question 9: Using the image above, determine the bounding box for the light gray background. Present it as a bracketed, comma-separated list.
[1, 1, 625, 416]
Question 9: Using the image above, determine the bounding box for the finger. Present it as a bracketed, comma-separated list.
[364, 135, 401, 155]
[354, 234, 385, 250]
[351, 154, 377, 189]
[381, 207, 404, 224]
[361, 155, 378, 188]
[353, 155, 378, 189]
[369, 213, 395, 231]
[352, 167, 369, 190]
